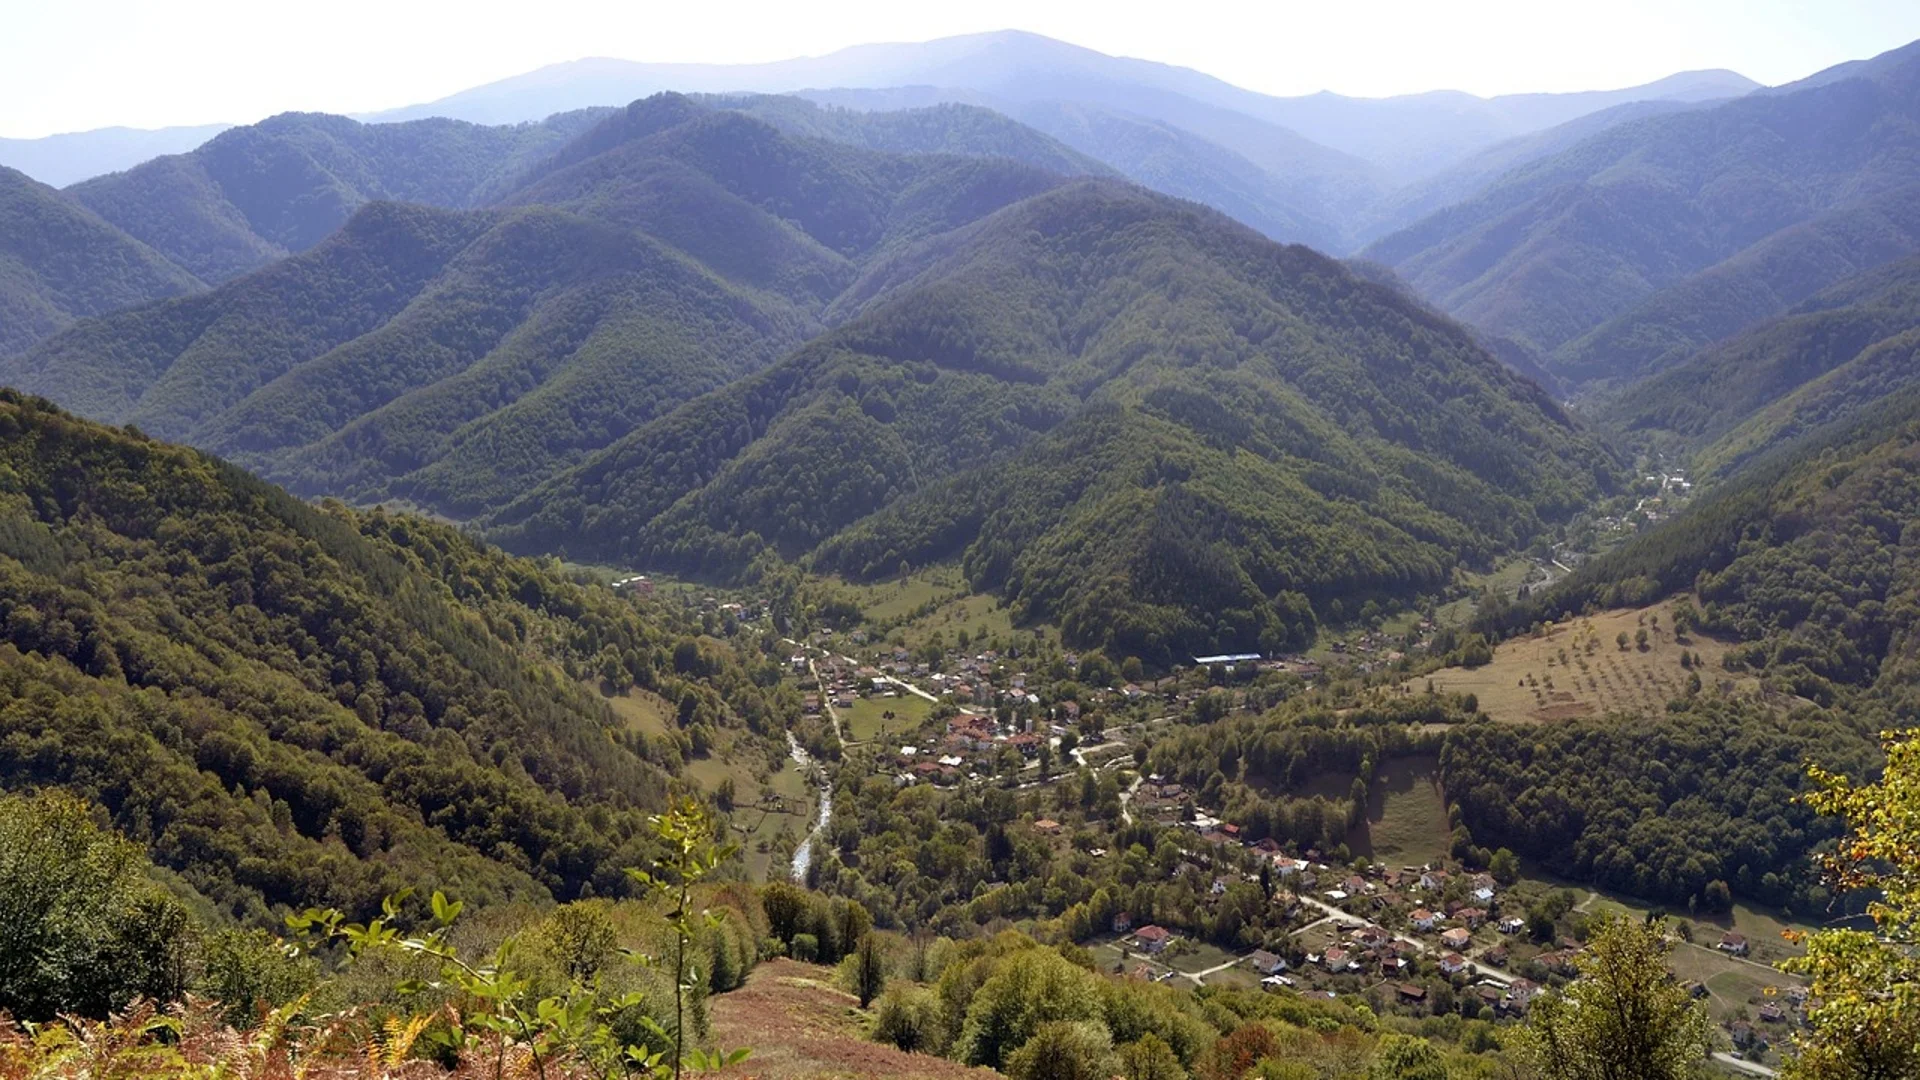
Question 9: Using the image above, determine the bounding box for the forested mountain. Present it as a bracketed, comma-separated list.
[1367, 39, 1920, 386]
[487, 180, 1616, 662]
[0, 166, 203, 355]
[0, 96, 1091, 518]
[65, 109, 612, 283]
[0, 122, 232, 187]
[0, 389, 795, 923]
[1600, 253, 1920, 475]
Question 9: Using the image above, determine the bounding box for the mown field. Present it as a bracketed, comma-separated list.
[1412, 598, 1764, 723]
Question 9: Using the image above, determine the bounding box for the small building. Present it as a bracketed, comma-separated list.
[1499, 917, 1526, 935]
[1135, 925, 1173, 954]
[1248, 950, 1287, 975]
[1112, 911, 1134, 933]
[1457, 907, 1488, 929]
[1410, 908, 1438, 931]
[1440, 928, 1473, 951]
[1397, 983, 1427, 1004]
[1719, 932, 1750, 956]
[1033, 818, 1062, 836]
[1438, 953, 1470, 976]
[1420, 869, 1450, 891]
[1322, 947, 1353, 972]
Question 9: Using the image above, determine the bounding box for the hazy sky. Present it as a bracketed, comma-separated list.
[6, 0, 1919, 138]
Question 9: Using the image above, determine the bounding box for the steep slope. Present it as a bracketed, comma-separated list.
[0, 123, 231, 187]
[1367, 39, 1920, 377]
[0, 389, 793, 922]
[487, 181, 1616, 662]
[1600, 254, 1920, 465]
[0, 166, 203, 354]
[66, 109, 610, 282]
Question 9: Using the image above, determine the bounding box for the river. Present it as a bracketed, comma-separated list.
[786, 731, 832, 881]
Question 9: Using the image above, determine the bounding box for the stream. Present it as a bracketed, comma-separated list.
[786, 731, 832, 881]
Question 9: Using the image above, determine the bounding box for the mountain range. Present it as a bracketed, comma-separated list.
[0, 92, 1616, 660]
[1369, 38, 1920, 397]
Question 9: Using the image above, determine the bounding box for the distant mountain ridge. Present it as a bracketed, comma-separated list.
[1368, 38, 1920, 392]
[0, 123, 232, 187]
[364, 31, 1754, 185]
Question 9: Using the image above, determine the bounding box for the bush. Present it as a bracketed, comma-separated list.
[0, 791, 192, 1021]
[791, 932, 820, 963]
[872, 984, 946, 1053]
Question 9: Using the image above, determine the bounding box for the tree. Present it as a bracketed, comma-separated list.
[0, 791, 191, 1022]
[1004, 1020, 1115, 1080]
[1489, 847, 1520, 886]
[851, 933, 887, 1008]
[1512, 916, 1710, 1080]
[1370, 1033, 1447, 1080]
[1117, 1033, 1186, 1080]
[627, 797, 746, 1080]
[957, 948, 1105, 1068]
[1782, 729, 1920, 1079]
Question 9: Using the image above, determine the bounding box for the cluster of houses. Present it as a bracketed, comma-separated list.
[891, 711, 1051, 786]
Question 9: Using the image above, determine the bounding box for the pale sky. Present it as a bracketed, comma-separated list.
[5, 0, 1919, 138]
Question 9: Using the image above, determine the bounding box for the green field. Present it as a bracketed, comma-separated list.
[841, 693, 934, 743]
[601, 685, 676, 737]
[1356, 755, 1452, 863]
[828, 566, 1033, 650]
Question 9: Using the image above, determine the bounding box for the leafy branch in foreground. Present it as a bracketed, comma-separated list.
[1783, 728, 1920, 1080]
[285, 798, 747, 1080]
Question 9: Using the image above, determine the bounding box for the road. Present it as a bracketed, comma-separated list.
[1711, 1052, 1776, 1077]
[1293, 894, 1514, 988]
[1118, 771, 1144, 824]
[806, 658, 846, 749]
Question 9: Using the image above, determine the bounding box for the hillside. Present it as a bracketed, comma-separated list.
[487, 180, 1616, 662]
[0, 166, 203, 354]
[1367, 39, 1920, 381]
[0, 389, 795, 923]
[1599, 253, 1920, 473]
[65, 109, 611, 283]
[3, 98, 1093, 519]
[1493, 383, 1920, 712]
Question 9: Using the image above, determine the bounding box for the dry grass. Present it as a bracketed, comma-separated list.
[1411, 598, 1763, 723]
[711, 960, 992, 1080]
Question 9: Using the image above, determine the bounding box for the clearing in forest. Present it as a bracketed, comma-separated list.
[1411, 598, 1764, 723]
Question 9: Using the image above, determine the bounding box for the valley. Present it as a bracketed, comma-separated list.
[4, 13, 1920, 1079]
